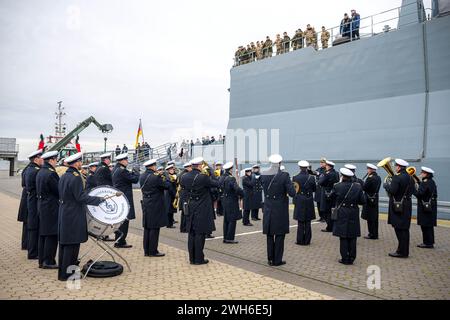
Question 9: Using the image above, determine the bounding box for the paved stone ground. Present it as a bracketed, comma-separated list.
[1, 177, 449, 300]
[0, 191, 331, 300]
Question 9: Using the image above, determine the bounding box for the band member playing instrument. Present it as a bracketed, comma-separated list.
[344, 164, 364, 186]
[94, 153, 113, 186]
[58, 152, 104, 281]
[414, 167, 438, 249]
[384, 159, 415, 258]
[178, 162, 193, 233]
[250, 165, 263, 221]
[86, 162, 99, 190]
[214, 161, 224, 217]
[180, 157, 219, 265]
[112, 153, 140, 248]
[261, 154, 296, 266]
[318, 160, 339, 232]
[140, 159, 169, 257]
[242, 168, 254, 226]
[25, 149, 43, 260]
[36, 151, 60, 269]
[18, 159, 32, 250]
[165, 164, 178, 229]
[220, 162, 244, 243]
[330, 168, 366, 265]
[361, 163, 382, 240]
[314, 158, 327, 222]
[293, 161, 316, 246]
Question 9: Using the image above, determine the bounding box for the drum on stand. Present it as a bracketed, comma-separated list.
[81, 186, 132, 278]
[86, 186, 129, 237]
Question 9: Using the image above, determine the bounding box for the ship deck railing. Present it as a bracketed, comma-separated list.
[233, 2, 433, 67]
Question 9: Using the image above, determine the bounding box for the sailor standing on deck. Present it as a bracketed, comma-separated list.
[361, 164, 381, 240]
[57, 152, 105, 281]
[94, 152, 113, 186]
[242, 168, 255, 226]
[384, 159, 415, 258]
[220, 162, 244, 244]
[86, 162, 99, 190]
[261, 154, 296, 266]
[140, 159, 169, 257]
[18, 160, 31, 250]
[112, 153, 140, 248]
[314, 158, 327, 222]
[251, 165, 263, 221]
[330, 168, 366, 265]
[180, 157, 219, 265]
[36, 151, 60, 269]
[293, 161, 316, 246]
[344, 164, 364, 186]
[318, 160, 340, 233]
[178, 162, 192, 233]
[165, 163, 178, 229]
[414, 167, 438, 249]
[25, 149, 43, 260]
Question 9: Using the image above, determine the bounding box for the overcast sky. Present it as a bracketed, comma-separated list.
[1, 0, 431, 160]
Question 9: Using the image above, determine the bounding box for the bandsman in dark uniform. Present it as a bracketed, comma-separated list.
[344, 164, 364, 186]
[58, 152, 105, 281]
[384, 158, 415, 258]
[414, 166, 438, 249]
[214, 161, 224, 217]
[36, 151, 60, 269]
[242, 168, 255, 226]
[293, 160, 316, 245]
[140, 159, 169, 257]
[260, 154, 296, 266]
[318, 160, 340, 232]
[314, 158, 327, 222]
[180, 157, 219, 265]
[85, 162, 99, 190]
[112, 153, 140, 248]
[178, 162, 193, 233]
[330, 168, 366, 265]
[25, 149, 43, 260]
[17, 161, 32, 250]
[165, 163, 178, 229]
[220, 162, 244, 243]
[361, 163, 381, 240]
[94, 152, 113, 186]
[251, 165, 263, 221]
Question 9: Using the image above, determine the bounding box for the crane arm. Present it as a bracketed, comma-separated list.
[48, 116, 113, 152]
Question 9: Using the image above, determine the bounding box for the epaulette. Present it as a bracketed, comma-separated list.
[423, 178, 428, 182]
[35, 167, 39, 170]
[369, 174, 373, 178]
[73, 172, 79, 177]
[49, 168, 55, 172]
[154, 173, 159, 176]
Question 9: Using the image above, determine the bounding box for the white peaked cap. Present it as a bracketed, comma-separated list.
[345, 164, 357, 170]
[41, 151, 58, 160]
[366, 163, 377, 170]
[340, 168, 354, 177]
[183, 162, 192, 168]
[395, 159, 409, 167]
[143, 159, 157, 167]
[190, 157, 204, 165]
[223, 162, 234, 170]
[326, 160, 336, 166]
[298, 160, 310, 167]
[28, 149, 43, 159]
[116, 153, 128, 160]
[100, 152, 112, 159]
[421, 166, 435, 174]
[269, 154, 283, 164]
[65, 152, 83, 164]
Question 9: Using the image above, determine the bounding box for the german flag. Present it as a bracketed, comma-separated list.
[135, 119, 144, 148]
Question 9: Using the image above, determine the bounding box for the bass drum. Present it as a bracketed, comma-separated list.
[86, 186, 130, 237]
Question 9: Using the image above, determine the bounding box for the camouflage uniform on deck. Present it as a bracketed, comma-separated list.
[256, 41, 262, 60]
[304, 24, 317, 49]
[275, 34, 283, 55]
[263, 36, 273, 58]
[321, 26, 330, 49]
[282, 32, 290, 54]
[291, 29, 303, 50]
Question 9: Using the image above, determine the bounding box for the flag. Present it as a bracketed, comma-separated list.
[135, 119, 143, 148]
[75, 135, 81, 152]
[38, 134, 44, 150]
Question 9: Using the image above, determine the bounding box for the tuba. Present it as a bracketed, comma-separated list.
[200, 160, 212, 176]
[406, 166, 421, 185]
[377, 157, 395, 185]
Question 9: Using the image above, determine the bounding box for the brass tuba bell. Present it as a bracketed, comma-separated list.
[406, 166, 421, 184]
[377, 157, 395, 184]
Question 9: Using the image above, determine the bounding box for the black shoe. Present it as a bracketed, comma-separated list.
[417, 244, 434, 249]
[364, 236, 378, 240]
[39, 264, 43, 268]
[268, 260, 273, 266]
[389, 252, 408, 258]
[28, 256, 38, 260]
[167, 225, 176, 229]
[243, 223, 254, 227]
[114, 243, 132, 248]
[102, 235, 115, 242]
[194, 259, 209, 265]
[272, 261, 286, 266]
[321, 229, 332, 233]
[223, 240, 239, 244]
[339, 259, 352, 265]
[42, 263, 58, 269]
[149, 252, 165, 257]
[206, 234, 215, 239]
[174, 220, 179, 224]
[295, 242, 307, 246]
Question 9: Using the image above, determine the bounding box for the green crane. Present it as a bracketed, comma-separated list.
[48, 116, 113, 155]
